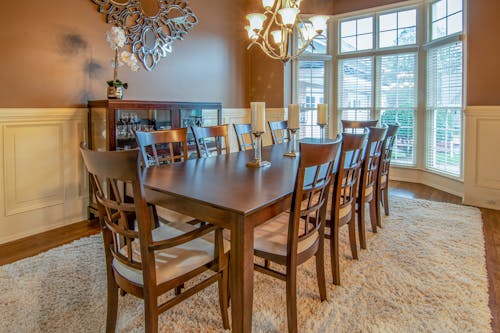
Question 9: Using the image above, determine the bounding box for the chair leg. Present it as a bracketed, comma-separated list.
[330, 221, 341, 285]
[383, 187, 390, 216]
[349, 218, 358, 260]
[375, 187, 382, 228]
[143, 289, 158, 333]
[369, 198, 378, 232]
[357, 201, 367, 249]
[315, 241, 327, 302]
[286, 265, 298, 333]
[105, 276, 119, 333]
[218, 260, 230, 330]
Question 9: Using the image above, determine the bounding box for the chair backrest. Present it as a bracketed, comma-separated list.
[79, 143, 155, 279]
[379, 124, 400, 179]
[341, 120, 379, 134]
[287, 140, 341, 256]
[191, 124, 230, 158]
[134, 128, 188, 167]
[332, 132, 368, 224]
[360, 127, 387, 196]
[268, 120, 290, 144]
[233, 123, 255, 151]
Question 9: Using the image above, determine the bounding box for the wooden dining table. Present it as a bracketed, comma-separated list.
[142, 142, 304, 332]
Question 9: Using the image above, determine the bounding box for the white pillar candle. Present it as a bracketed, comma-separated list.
[288, 104, 300, 129]
[250, 102, 266, 132]
[317, 103, 327, 125]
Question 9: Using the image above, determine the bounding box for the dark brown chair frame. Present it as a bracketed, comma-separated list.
[268, 120, 290, 144]
[134, 128, 189, 166]
[253, 141, 341, 333]
[341, 119, 379, 134]
[357, 127, 387, 249]
[233, 123, 255, 151]
[80, 143, 229, 333]
[377, 124, 399, 218]
[326, 132, 367, 285]
[191, 124, 230, 158]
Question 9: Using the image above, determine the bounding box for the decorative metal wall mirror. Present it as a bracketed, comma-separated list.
[92, 0, 198, 71]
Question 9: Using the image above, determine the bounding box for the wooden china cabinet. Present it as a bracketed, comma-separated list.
[87, 99, 222, 155]
[86, 99, 222, 217]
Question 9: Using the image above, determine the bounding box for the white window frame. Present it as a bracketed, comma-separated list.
[290, 0, 466, 179]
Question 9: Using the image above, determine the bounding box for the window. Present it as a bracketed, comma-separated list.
[340, 17, 373, 53]
[292, 0, 465, 178]
[426, 42, 463, 176]
[338, 57, 373, 121]
[379, 9, 417, 48]
[377, 53, 418, 165]
[431, 0, 463, 40]
[297, 61, 326, 138]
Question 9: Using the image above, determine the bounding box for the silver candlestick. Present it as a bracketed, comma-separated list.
[318, 123, 327, 142]
[284, 128, 298, 157]
[246, 131, 271, 168]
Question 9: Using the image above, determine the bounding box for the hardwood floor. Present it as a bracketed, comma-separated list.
[0, 180, 498, 332]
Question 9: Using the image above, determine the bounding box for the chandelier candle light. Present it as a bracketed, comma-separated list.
[247, 102, 271, 168]
[284, 104, 300, 157]
[317, 103, 327, 142]
[246, 0, 329, 63]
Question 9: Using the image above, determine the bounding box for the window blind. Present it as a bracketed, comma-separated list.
[338, 57, 373, 121]
[297, 61, 326, 138]
[426, 41, 463, 176]
[377, 52, 418, 165]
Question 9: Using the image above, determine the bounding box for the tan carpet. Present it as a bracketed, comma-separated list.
[0, 196, 491, 332]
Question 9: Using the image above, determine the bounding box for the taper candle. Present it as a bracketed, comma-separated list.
[317, 104, 327, 125]
[251, 102, 266, 132]
[288, 104, 300, 129]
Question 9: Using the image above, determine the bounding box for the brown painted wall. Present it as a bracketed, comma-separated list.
[467, 0, 500, 105]
[0, 0, 249, 108]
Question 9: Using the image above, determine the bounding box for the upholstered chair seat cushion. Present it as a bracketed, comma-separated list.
[113, 222, 229, 286]
[253, 212, 319, 257]
[125, 182, 195, 223]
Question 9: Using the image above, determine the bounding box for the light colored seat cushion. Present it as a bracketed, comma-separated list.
[125, 182, 195, 224]
[326, 192, 353, 220]
[381, 174, 388, 185]
[253, 212, 319, 257]
[113, 222, 229, 286]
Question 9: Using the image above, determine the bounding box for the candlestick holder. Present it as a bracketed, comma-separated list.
[246, 131, 271, 168]
[284, 128, 298, 157]
[318, 123, 327, 142]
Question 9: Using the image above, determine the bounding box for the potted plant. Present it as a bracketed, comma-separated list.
[106, 26, 139, 99]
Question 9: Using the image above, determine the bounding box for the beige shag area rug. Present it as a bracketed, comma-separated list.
[0, 196, 491, 333]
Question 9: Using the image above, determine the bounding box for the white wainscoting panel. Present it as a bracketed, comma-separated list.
[464, 106, 500, 209]
[0, 108, 88, 244]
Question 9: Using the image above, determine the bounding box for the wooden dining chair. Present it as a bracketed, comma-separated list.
[80, 143, 229, 333]
[325, 132, 367, 285]
[253, 140, 341, 333]
[134, 128, 196, 224]
[268, 120, 290, 144]
[356, 127, 387, 249]
[377, 124, 400, 218]
[341, 119, 379, 134]
[134, 128, 188, 166]
[191, 124, 230, 158]
[233, 123, 255, 151]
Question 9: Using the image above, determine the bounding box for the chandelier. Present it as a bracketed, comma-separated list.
[245, 0, 329, 63]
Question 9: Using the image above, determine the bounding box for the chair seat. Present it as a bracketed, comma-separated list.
[326, 192, 353, 221]
[113, 222, 229, 286]
[253, 212, 319, 257]
[125, 182, 195, 223]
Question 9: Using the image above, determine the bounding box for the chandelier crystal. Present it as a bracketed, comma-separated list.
[246, 0, 329, 63]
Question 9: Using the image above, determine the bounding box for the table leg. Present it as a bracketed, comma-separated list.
[230, 216, 254, 333]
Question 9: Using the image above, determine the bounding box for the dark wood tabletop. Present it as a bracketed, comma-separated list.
[143, 143, 299, 215]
